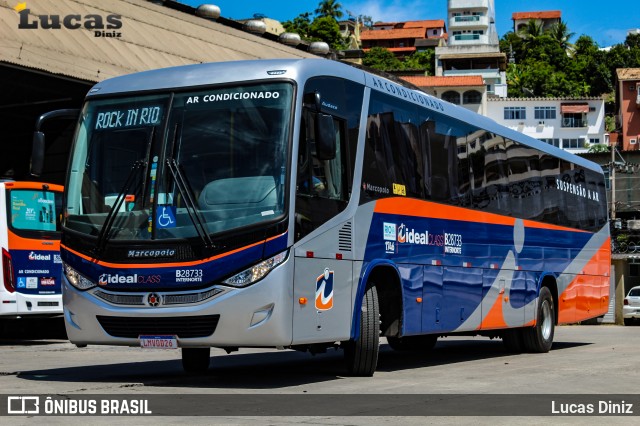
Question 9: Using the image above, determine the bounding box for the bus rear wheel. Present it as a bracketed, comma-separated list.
[387, 335, 437, 352]
[182, 348, 210, 373]
[523, 286, 555, 353]
[344, 285, 379, 376]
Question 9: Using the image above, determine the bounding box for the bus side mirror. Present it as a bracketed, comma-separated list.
[315, 113, 336, 161]
[30, 131, 46, 177]
[30, 108, 80, 177]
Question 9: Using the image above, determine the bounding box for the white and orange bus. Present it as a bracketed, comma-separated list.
[36, 59, 609, 375]
[0, 181, 63, 318]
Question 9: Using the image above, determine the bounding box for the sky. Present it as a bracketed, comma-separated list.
[180, 0, 639, 47]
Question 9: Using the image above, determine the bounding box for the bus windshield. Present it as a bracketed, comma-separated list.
[8, 188, 62, 234]
[65, 82, 293, 243]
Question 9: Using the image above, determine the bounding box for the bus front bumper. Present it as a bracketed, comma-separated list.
[62, 260, 294, 348]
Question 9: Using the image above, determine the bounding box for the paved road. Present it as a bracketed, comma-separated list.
[1, 320, 639, 424]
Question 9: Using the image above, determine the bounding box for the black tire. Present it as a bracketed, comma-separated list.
[344, 285, 379, 376]
[502, 328, 525, 353]
[624, 318, 634, 326]
[387, 335, 437, 352]
[523, 286, 555, 353]
[181, 348, 210, 373]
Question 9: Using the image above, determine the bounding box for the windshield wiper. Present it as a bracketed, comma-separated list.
[165, 158, 215, 249]
[94, 159, 146, 255]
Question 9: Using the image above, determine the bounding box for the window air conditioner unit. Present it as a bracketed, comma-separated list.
[628, 220, 640, 231]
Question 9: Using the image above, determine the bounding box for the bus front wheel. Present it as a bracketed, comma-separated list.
[182, 347, 210, 373]
[523, 286, 555, 353]
[344, 285, 379, 376]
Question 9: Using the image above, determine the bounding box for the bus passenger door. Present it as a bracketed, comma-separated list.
[292, 257, 353, 344]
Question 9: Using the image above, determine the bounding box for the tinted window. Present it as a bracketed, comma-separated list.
[442, 91, 460, 105]
[9, 189, 62, 233]
[360, 90, 607, 232]
[295, 77, 364, 241]
[363, 93, 423, 199]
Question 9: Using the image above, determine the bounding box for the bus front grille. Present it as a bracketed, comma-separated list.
[96, 315, 220, 338]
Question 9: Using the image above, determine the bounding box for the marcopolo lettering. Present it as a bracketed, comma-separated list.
[16, 6, 122, 37]
[127, 249, 177, 259]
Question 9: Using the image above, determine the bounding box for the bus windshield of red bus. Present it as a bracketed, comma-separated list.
[64, 82, 293, 243]
[9, 188, 62, 234]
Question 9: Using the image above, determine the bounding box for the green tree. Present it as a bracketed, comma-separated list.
[506, 63, 527, 97]
[308, 16, 346, 50]
[623, 33, 640, 68]
[502, 17, 640, 98]
[362, 47, 403, 71]
[519, 19, 544, 51]
[569, 35, 612, 95]
[315, 0, 343, 20]
[282, 12, 312, 38]
[549, 20, 575, 52]
[626, 33, 640, 49]
[403, 50, 435, 74]
[358, 15, 373, 29]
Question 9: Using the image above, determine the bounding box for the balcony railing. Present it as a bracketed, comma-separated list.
[449, 15, 489, 29]
[454, 34, 480, 41]
[562, 117, 588, 128]
[450, 34, 489, 45]
[449, 0, 489, 11]
[455, 15, 480, 22]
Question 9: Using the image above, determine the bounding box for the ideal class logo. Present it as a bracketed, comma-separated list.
[98, 274, 161, 286]
[14, 2, 123, 38]
[397, 223, 436, 246]
[28, 251, 51, 261]
[383, 222, 463, 254]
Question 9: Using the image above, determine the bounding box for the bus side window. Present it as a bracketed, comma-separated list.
[295, 110, 349, 241]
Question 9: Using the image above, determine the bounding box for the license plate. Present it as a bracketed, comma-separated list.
[139, 335, 178, 349]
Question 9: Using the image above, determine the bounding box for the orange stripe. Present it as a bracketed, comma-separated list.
[4, 182, 63, 192]
[557, 238, 611, 324]
[479, 294, 508, 330]
[374, 197, 593, 233]
[7, 230, 60, 251]
[374, 198, 515, 226]
[60, 231, 287, 269]
[522, 219, 589, 233]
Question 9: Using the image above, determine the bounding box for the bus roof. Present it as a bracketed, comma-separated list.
[87, 58, 603, 174]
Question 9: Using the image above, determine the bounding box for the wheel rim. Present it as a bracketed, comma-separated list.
[541, 300, 552, 340]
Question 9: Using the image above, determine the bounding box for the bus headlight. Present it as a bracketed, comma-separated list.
[63, 263, 96, 291]
[222, 251, 287, 288]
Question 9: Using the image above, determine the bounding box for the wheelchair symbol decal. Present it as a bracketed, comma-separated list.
[156, 206, 176, 228]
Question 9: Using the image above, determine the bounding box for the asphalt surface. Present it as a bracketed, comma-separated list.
[0, 319, 638, 424]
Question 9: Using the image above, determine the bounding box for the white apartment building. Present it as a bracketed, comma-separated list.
[435, 0, 507, 98]
[486, 97, 606, 154]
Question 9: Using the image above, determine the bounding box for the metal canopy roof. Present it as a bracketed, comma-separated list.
[0, 0, 314, 83]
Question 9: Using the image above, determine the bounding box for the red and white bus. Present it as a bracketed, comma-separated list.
[0, 181, 63, 318]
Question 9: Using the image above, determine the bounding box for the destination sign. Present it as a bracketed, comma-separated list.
[94, 105, 163, 130]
